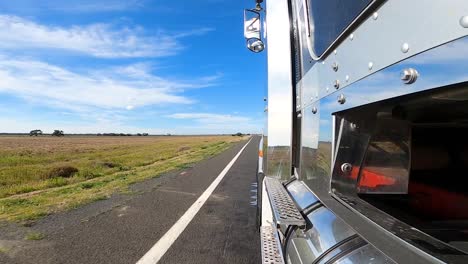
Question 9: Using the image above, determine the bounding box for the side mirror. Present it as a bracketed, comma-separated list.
[244, 9, 264, 53]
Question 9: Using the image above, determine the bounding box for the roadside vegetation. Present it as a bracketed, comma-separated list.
[0, 135, 245, 222]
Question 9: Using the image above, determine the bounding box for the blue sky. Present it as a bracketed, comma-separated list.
[0, 0, 266, 134]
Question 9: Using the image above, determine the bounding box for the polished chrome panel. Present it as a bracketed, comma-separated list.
[316, 237, 367, 264]
[303, 206, 356, 258]
[300, 102, 332, 184]
[284, 206, 357, 263]
[286, 180, 319, 210]
[333, 244, 395, 264]
[287, 238, 316, 264]
[265, 0, 293, 179]
[265, 177, 306, 228]
[261, 225, 285, 264]
[298, 0, 468, 109]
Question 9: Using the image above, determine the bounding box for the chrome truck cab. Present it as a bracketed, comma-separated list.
[245, 0, 468, 263]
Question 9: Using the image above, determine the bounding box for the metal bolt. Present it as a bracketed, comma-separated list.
[297, 113, 302, 118]
[334, 80, 340, 89]
[401, 43, 410, 53]
[311, 107, 317, 114]
[332, 62, 339, 72]
[372, 12, 379, 20]
[341, 163, 353, 173]
[368, 62, 374, 70]
[337, 94, 346, 104]
[350, 123, 357, 130]
[460, 16, 468, 28]
[349, 33, 354, 40]
[345, 75, 350, 82]
[401, 68, 419, 84]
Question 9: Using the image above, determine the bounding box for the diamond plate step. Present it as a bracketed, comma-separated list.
[260, 225, 285, 264]
[265, 177, 306, 228]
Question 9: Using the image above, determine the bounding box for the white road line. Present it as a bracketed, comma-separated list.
[136, 138, 253, 264]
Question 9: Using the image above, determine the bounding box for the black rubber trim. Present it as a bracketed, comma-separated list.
[282, 175, 297, 187]
[302, 202, 322, 216]
[323, 238, 367, 264]
[312, 234, 360, 264]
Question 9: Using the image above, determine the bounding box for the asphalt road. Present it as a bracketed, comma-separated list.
[0, 136, 261, 264]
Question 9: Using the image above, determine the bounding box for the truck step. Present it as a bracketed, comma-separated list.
[265, 177, 306, 228]
[260, 225, 285, 264]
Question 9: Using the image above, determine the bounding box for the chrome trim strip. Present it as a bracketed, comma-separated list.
[265, 0, 294, 180]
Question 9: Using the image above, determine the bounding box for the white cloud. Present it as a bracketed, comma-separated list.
[0, 15, 213, 58]
[167, 113, 251, 124]
[0, 56, 219, 111]
[51, 0, 145, 13]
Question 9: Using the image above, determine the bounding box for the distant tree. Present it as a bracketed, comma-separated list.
[52, 130, 64, 137]
[232, 132, 243, 137]
[137, 133, 142, 136]
[29, 129, 43, 136]
[97, 133, 102, 136]
[142, 133, 149, 136]
[166, 133, 171, 136]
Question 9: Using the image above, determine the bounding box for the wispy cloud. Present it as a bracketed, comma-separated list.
[50, 0, 146, 13]
[0, 56, 220, 112]
[0, 15, 213, 58]
[0, 0, 146, 13]
[167, 113, 251, 124]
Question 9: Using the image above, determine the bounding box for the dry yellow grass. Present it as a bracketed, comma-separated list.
[0, 135, 246, 221]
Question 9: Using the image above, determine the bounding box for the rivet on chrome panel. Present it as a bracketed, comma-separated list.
[297, 113, 302, 118]
[337, 94, 346, 104]
[310, 97, 313, 101]
[315, 92, 319, 98]
[372, 12, 378, 20]
[322, 61, 325, 65]
[350, 123, 357, 130]
[326, 86, 329, 92]
[311, 107, 317, 114]
[401, 68, 419, 84]
[334, 80, 340, 89]
[345, 75, 350, 82]
[368, 62, 374, 70]
[401, 43, 410, 53]
[349, 33, 354, 40]
[332, 62, 339, 72]
[460, 16, 468, 28]
[341, 163, 353, 173]
[334, 50, 337, 55]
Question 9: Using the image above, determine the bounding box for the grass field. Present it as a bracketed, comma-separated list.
[0, 135, 245, 222]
